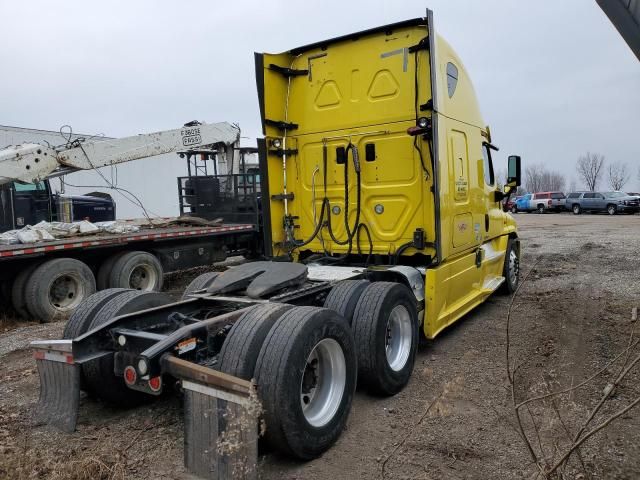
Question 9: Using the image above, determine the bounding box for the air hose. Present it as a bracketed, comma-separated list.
[290, 142, 373, 264]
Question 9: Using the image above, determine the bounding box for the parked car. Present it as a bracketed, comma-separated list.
[565, 191, 640, 215]
[512, 192, 564, 213]
[504, 196, 520, 213]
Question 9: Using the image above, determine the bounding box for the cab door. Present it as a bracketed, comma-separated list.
[0, 185, 15, 232]
[12, 181, 51, 227]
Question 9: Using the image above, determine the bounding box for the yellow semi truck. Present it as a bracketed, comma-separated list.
[256, 13, 521, 340]
[30, 11, 522, 478]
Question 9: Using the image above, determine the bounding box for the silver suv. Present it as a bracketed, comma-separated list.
[565, 191, 640, 215]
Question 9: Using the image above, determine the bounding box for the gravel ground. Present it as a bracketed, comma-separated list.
[0, 213, 638, 479]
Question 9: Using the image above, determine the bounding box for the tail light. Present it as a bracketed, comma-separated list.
[124, 366, 137, 385]
[148, 376, 162, 393]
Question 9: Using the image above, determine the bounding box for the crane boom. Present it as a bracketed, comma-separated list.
[0, 121, 240, 186]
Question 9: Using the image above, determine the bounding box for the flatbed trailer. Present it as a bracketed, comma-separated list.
[0, 222, 258, 322]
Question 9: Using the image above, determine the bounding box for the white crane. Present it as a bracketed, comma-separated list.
[0, 122, 240, 185]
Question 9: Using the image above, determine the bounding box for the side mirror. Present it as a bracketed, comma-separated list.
[507, 155, 521, 187]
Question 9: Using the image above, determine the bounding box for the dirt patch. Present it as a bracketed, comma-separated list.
[0, 214, 639, 479]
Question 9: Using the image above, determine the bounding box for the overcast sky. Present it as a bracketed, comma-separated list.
[1, 0, 639, 191]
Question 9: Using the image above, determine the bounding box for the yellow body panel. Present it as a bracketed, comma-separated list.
[256, 16, 518, 339]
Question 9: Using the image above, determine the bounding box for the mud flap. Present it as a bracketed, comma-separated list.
[162, 355, 257, 480]
[31, 340, 80, 433]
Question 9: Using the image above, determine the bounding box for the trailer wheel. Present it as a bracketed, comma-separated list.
[181, 272, 220, 300]
[11, 263, 40, 319]
[352, 282, 418, 396]
[96, 252, 126, 290]
[499, 239, 520, 295]
[0, 280, 11, 308]
[108, 251, 163, 291]
[254, 306, 356, 459]
[323, 280, 369, 325]
[23, 259, 96, 323]
[217, 303, 291, 379]
[62, 288, 130, 339]
[83, 290, 172, 406]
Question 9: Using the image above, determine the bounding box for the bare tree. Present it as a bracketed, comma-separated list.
[495, 167, 507, 189]
[525, 163, 566, 192]
[525, 164, 544, 193]
[576, 152, 605, 191]
[607, 162, 630, 191]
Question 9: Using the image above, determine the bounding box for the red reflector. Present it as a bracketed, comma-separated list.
[124, 366, 137, 385]
[148, 376, 162, 392]
[34, 351, 45, 360]
[65, 354, 74, 364]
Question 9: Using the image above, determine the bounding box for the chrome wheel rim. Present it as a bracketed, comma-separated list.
[49, 273, 84, 311]
[129, 264, 156, 290]
[608, 205, 616, 215]
[300, 338, 346, 428]
[573, 205, 580, 214]
[508, 249, 519, 287]
[385, 305, 412, 372]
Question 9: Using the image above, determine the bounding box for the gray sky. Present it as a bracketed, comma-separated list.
[1, 0, 639, 191]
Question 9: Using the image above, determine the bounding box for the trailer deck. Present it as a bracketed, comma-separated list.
[0, 223, 256, 259]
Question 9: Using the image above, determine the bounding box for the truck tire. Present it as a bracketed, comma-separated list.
[83, 290, 172, 406]
[537, 204, 545, 214]
[108, 251, 163, 291]
[96, 252, 126, 290]
[217, 303, 292, 380]
[11, 263, 40, 319]
[254, 306, 357, 459]
[1, 280, 12, 308]
[499, 239, 520, 295]
[24, 258, 96, 323]
[607, 204, 617, 215]
[62, 288, 130, 339]
[351, 282, 418, 396]
[572, 204, 581, 215]
[510, 205, 517, 214]
[181, 272, 220, 300]
[323, 280, 369, 325]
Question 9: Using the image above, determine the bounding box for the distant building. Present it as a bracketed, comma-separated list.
[0, 125, 195, 219]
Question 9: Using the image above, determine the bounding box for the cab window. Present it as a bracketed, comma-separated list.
[481, 143, 495, 186]
[13, 181, 46, 192]
[446, 62, 459, 98]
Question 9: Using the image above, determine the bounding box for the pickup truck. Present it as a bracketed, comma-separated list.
[565, 191, 640, 215]
[513, 192, 565, 213]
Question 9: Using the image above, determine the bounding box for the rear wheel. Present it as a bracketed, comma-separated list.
[573, 204, 581, 215]
[97, 252, 126, 290]
[510, 205, 517, 214]
[11, 263, 40, 319]
[25, 258, 96, 323]
[217, 303, 291, 379]
[323, 280, 369, 325]
[537, 204, 545, 214]
[352, 282, 418, 396]
[83, 290, 172, 406]
[63, 288, 130, 339]
[108, 251, 163, 291]
[607, 204, 617, 215]
[254, 306, 356, 459]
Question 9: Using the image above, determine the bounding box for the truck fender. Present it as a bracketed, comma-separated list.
[366, 266, 425, 321]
